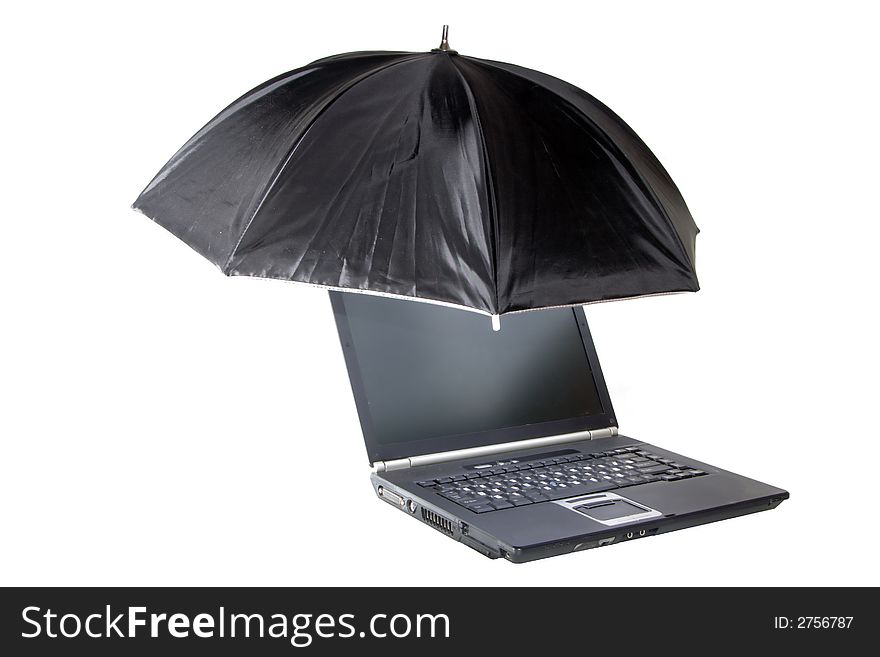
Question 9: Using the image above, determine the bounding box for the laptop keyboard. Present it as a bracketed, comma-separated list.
[415, 446, 707, 514]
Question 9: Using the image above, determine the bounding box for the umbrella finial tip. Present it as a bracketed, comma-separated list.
[438, 24, 452, 52]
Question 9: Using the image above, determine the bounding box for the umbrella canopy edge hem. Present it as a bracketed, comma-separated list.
[223, 269, 699, 319]
[134, 200, 698, 320]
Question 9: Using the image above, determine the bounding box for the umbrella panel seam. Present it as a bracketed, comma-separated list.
[449, 55, 501, 315]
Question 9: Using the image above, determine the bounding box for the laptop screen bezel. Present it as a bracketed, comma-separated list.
[329, 292, 618, 465]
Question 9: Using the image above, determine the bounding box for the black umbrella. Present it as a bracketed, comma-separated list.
[134, 27, 698, 322]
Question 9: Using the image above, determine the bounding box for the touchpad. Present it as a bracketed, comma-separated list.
[577, 499, 646, 521]
[553, 492, 663, 526]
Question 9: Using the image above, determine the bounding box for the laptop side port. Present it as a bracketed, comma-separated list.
[376, 485, 405, 507]
[462, 534, 501, 559]
[621, 527, 658, 540]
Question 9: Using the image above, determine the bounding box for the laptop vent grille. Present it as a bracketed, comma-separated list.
[421, 508, 455, 535]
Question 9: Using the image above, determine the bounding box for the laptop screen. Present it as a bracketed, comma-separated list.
[333, 293, 614, 463]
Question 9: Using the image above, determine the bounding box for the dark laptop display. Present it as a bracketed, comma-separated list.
[333, 293, 615, 464]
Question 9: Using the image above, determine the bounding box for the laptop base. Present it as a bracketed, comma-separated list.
[373, 435, 788, 563]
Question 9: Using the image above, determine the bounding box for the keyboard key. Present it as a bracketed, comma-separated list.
[417, 481, 436, 487]
[490, 500, 514, 510]
[469, 504, 494, 513]
[638, 464, 670, 474]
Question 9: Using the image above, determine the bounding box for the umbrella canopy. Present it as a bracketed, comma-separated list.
[134, 28, 699, 317]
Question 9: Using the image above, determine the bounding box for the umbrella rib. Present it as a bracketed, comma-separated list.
[449, 57, 501, 315]
[221, 53, 427, 275]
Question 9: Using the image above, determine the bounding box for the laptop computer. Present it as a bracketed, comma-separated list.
[330, 291, 788, 562]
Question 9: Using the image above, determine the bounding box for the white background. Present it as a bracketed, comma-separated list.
[2, 1, 878, 586]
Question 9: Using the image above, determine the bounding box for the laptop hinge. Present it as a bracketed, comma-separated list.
[373, 426, 618, 472]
